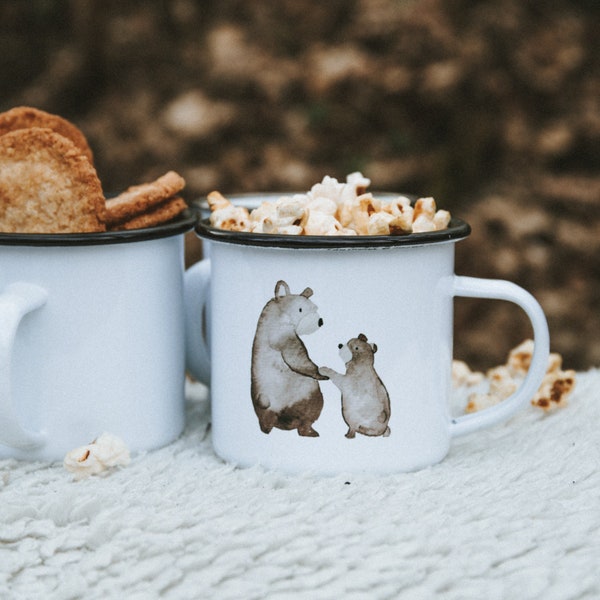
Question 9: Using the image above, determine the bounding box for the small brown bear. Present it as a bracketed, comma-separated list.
[320, 334, 391, 438]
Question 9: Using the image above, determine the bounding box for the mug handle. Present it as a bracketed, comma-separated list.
[0, 282, 48, 449]
[184, 259, 212, 384]
[450, 275, 550, 437]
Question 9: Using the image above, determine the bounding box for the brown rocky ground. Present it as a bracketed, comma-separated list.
[1, 0, 598, 370]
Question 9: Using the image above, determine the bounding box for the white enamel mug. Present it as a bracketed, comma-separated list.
[185, 194, 550, 475]
[0, 213, 196, 462]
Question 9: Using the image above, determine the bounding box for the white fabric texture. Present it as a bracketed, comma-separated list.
[1, 370, 599, 600]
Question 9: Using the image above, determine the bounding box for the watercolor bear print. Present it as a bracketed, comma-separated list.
[250, 280, 391, 438]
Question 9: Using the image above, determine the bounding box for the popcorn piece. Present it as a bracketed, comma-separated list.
[249, 200, 277, 225]
[413, 197, 436, 221]
[367, 211, 414, 236]
[254, 218, 303, 235]
[411, 214, 437, 233]
[275, 196, 308, 227]
[411, 197, 441, 233]
[532, 369, 576, 411]
[274, 225, 304, 235]
[367, 211, 396, 235]
[451, 359, 484, 387]
[546, 352, 564, 374]
[250, 195, 308, 233]
[433, 209, 451, 230]
[465, 365, 516, 413]
[346, 171, 371, 195]
[465, 392, 501, 413]
[207, 191, 251, 231]
[348, 193, 381, 235]
[463, 339, 576, 414]
[507, 339, 535, 376]
[487, 365, 518, 398]
[251, 218, 276, 234]
[64, 432, 130, 480]
[306, 195, 338, 216]
[382, 196, 412, 216]
[333, 227, 358, 236]
[306, 176, 356, 219]
[309, 176, 346, 207]
[307, 173, 369, 228]
[206, 190, 230, 212]
[304, 211, 345, 236]
[507, 338, 565, 377]
[380, 198, 414, 234]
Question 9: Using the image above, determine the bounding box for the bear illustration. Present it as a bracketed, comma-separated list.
[251, 280, 328, 436]
[319, 334, 391, 438]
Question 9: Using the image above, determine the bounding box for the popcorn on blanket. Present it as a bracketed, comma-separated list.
[64, 432, 130, 480]
[453, 339, 576, 414]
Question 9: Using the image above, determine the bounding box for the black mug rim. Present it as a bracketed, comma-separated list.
[0, 209, 198, 247]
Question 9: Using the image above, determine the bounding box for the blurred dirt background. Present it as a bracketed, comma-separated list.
[1, 0, 598, 370]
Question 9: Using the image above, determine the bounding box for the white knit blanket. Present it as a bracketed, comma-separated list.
[2, 369, 599, 600]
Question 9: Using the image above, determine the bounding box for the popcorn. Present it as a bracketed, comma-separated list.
[465, 393, 501, 413]
[309, 175, 346, 205]
[413, 196, 436, 221]
[64, 432, 130, 480]
[275, 196, 307, 225]
[458, 339, 576, 414]
[206, 173, 452, 236]
[411, 198, 451, 233]
[381, 198, 414, 234]
[306, 195, 337, 216]
[465, 365, 517, 413]
[207, 190, 251, 231]
[261, 221, 303, 235]
[451, 359, 484, 387]
[367, 211, 396, 235]
[304, 211, 347, 236]
[532, 369, 576, 411]
[412, 214, 437, 233]
[249, 200, 277, 225]
[346, 171, 371, 195]
[433, 210, 451, 230]
[348, 193, 382, 234]
[488, 365, 518, 397]
[506, 339, 576, 411]
[507, 339, 535, 376]
[367, 211, 413, 235]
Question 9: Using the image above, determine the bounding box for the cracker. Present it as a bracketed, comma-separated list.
[0, 127, 106, 233]
[0, 106, 94, 165]
[109, 196, 187, 230]
[105, 171, 185, 225]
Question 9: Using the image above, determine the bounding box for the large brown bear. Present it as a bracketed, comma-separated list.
[251, 280, 328, 436]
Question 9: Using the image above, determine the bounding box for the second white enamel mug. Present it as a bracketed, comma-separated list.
[186, 196, 549, 475]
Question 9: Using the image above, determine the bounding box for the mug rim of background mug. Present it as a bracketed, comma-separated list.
[0, 210, 198, 247]
[194, 192, 471, 249]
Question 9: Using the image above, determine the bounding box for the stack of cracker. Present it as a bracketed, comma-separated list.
[0, 106, 187, 234]
[105, 171, 187, 230]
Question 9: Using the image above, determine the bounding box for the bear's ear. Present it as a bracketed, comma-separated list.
[301, 287, 313, 298]
[274, 280, 290, 299]
[371, 343, 378, 353]
[358, 333, 368, 342]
